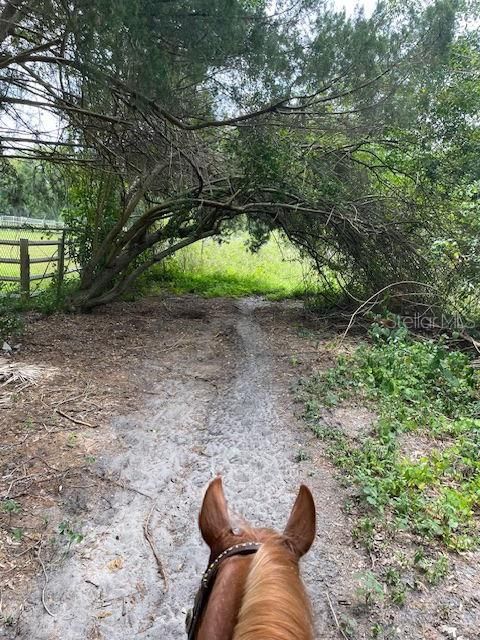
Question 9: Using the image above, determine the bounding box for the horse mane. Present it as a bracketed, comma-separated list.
[232, 535, 314, 640]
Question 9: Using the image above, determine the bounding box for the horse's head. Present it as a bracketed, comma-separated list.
[199, 476, 316, 560]
[189, 477, 316, 640]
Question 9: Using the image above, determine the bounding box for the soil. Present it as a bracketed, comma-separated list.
[0, 295, 478, 640]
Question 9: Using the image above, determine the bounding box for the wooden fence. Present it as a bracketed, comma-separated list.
[0, 232, 66, 300]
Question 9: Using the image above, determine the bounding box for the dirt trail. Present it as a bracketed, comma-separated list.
[6, 296, 478, 640]
[6, 297, 365, 640]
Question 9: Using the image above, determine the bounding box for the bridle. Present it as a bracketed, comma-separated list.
[186, 541, 262, 639]
[186, 541, 262, 640]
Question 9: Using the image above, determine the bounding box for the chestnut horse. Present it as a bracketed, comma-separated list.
[187, 477, 316, 640]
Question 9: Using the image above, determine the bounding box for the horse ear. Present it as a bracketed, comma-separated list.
[284, 485, 316, 557]
[199, 477, 231, 548]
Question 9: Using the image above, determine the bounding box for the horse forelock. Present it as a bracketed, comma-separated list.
[231, 536, 314, 640]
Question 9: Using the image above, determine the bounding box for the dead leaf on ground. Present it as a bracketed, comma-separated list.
[106, 556, 124, 572]
[96, 610, 112, 619]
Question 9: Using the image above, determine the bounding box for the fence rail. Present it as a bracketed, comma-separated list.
[0, 215, 65, 229]
[0, 239, 61, 246]
[0, 256, 57, 264]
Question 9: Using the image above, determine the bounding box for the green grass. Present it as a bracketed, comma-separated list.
[138, 234, 317, 300]
[2, 229, 317, 300]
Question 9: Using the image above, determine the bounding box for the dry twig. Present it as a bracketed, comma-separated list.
[143, 500, 168, 592]
[55, 408, 98, 428]
[88, 471, 152, 499]
[37, 546, 55, 617]
[326, 591, 350, 640]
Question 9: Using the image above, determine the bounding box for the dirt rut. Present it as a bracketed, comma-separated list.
[7, 298, 365, 639]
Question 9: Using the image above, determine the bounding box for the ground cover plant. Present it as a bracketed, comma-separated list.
[299, 318, 480, 603]
[0, 305, 22, 343]
[0, 285, 24, 343]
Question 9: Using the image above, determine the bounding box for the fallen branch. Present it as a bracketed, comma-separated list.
[326, 590, 349, 640]
[88, 471, 153, 499]
[143, 500, 168, 592]
[37, 545, 55, 617]
[341, 282, 480, 354]
[457, 328, 480, 355]
[55, 408, 98, 428]
[341, 280, 436, 342]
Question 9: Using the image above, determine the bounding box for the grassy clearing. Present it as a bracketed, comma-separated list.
[298, 318, 480, 603]
[138, 234, 317, 299]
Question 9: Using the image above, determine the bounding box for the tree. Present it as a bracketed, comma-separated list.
[404, 29, 480, 321]
[0, 0, 474, 309]
[0, 159, 65, 217]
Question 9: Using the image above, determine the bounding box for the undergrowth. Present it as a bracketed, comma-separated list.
[299, 318, 480, 553]
[0, 307, 23, 344]
[0, 287, 24, 342]
[299, 318, 480, 614]
[0, 278, 79, 320]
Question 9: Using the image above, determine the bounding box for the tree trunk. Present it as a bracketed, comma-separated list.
[70, 229, 217, 311]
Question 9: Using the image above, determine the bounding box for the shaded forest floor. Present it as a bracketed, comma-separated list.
[0, 296, 478, 639]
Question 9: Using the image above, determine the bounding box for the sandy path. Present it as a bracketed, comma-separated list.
[8, 297, 365, 640]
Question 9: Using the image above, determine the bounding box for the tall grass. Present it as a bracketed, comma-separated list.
[140, 234, 318, 299]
